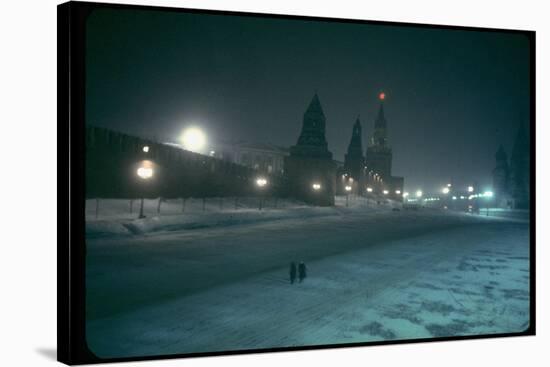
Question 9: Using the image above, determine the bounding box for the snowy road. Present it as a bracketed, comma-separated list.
[85, 208, 530, 358]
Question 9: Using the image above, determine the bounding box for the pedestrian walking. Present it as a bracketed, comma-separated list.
[298, 261, 307, 283]
[289, 262, 297, 284]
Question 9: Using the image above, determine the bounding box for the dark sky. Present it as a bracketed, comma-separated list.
[85, 7, 531, 193]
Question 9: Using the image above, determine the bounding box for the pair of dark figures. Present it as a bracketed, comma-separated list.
[289, 261, 307, 284]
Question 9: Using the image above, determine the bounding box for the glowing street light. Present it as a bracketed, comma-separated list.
[366, 187, 373, 193]
[483, 190, 494, 216]
[416, 190, 423, 198]
[395, 190, 401, 195]
[180, 127, 206, 152]
[383, 190, 389, 195]
[136, 161, 154, 218]
[256, 177, 268, 210]
[442, 187, 450, 194]
[312, 183, 321, 191]
[137, 166, 153, 180]
[142, 145, 150, 153]
[468, 186, 474, 193]
[345, 185, 352, 207]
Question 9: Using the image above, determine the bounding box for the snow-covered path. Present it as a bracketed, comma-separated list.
[85, 209, 530, 358]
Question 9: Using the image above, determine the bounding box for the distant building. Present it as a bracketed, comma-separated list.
[492, 122, 530, 209]
[213, 142, 288, 176]
[510, 122, 530, 209]
[365, 98, 404, 200]
[284, 93, 336, 206]
[492, 145, 512, 208]
[340, 117, 366, 194]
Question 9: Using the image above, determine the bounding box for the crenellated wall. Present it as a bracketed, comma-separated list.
[85, 126, 286, 199]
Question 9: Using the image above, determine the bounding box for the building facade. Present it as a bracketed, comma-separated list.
[365, 99, 404, 200]
[341, 117, 366, 194]
[213, 142, 288, 176]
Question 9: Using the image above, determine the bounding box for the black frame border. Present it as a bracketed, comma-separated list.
[57, 1, 536, 365]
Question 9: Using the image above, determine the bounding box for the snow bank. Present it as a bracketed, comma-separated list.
[85, 196, 392, 238]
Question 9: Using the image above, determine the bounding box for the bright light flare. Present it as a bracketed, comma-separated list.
[181, 127, 206, 152]
[403, 192, 409, 198]
[442, 187, 450, 194]
[137, 167, 153, 179]
[484, 191, 494, 198]
[142, 145, 150, 153]
[468, 186, 474, 193]
[383, 190, 389, 195]
[366, 187, 373, 193]
[312, 183, 321, 191]
[416, 190, 423, 198]
[256, 178, 267, 187]
[345, 185, 352, 192]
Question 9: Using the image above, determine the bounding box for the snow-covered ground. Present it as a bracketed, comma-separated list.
[85, 199, 530, 359]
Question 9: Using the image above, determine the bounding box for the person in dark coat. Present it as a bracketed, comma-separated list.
[298, 262, 307, 283]
[289, 262, 297, 284]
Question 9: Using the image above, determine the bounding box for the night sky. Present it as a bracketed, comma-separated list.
[85, 7, 531, 193]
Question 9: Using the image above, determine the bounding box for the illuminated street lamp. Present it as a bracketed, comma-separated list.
[395, 190, 401, 195]
[366, 187, 373, 193]
[416, 190, 423, 198]
[256, 177, 268, 210]
[136, 161, 154, 219]
[483, 190, 494, 216]
[345, 185, 352, 207]
[468, 186, 474, 193]
[442, 187, 450, 194]
[312, 183, 321, 191]
[383, 190, 389, 195]
[142, 145, 150, 153]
